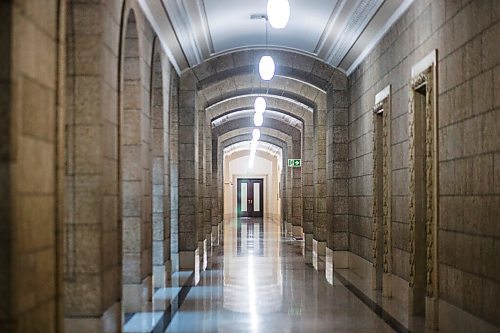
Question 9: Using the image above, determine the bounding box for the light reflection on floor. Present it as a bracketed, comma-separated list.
[166, 217, 395, 332]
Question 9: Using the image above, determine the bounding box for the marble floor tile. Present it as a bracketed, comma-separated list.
[166, 218, 395, 333]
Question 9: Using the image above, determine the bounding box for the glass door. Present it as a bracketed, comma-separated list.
[237, 178, 264, 218]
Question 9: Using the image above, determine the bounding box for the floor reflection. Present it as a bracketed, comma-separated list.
[224, 218, 282, 315]
[166, 217, 395, 333]
[236, 218, 264, 257]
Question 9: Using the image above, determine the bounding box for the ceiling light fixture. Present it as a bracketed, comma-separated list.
[267, 0, 290, 29]
[258, 16, 275, 81]
[259, 55, 275, 81]
[254, 97, 266, 114]
[254, 113, 263, 126]
[252, 128, 261, 141]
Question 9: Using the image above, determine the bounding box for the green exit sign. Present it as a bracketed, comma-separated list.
[287, 159, 302, 167]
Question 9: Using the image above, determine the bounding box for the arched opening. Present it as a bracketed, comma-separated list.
[223, 144, 283, 221]
[151, 44, 168, 290]
[120, 9, 152, 316]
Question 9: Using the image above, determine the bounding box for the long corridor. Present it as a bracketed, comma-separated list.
[166, 218, 394, 333]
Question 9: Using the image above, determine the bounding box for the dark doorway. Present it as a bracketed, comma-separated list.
[237, 178, 264, 218]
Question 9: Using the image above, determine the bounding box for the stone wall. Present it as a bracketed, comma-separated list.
[348, 0, 500, 328]
[1, 1, 65, 332]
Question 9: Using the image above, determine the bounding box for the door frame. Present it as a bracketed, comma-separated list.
[236, 177, 265, 218]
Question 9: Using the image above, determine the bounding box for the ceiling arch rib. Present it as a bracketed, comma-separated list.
[217, 128, 298, 171]
[192, 50, 347, 91]
[223, 141, 282, 160]
[204, 88, 317, 112]
[212, 117, 301, 143]
[207, 93, 314, 114]
[206, 95, 313, 125]
[196, 65, 329, 94]
[218, 127, 294, 153]
[198, 71, 326, 111]
[211, 109, 302, 130]
[221, 134, 289, 166]
[221, 134, 288, 156]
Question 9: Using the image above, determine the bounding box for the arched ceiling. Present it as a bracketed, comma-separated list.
[212, 117, 301, 143]
[223, 141, 282, 160]
[206, 94, 314, 122]
[211, 109, 302, 130]
[221, 135, 288, 170]
[139, 0, 414, 75]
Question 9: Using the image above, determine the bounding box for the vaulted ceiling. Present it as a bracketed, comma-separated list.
[140, 0, 413, 75]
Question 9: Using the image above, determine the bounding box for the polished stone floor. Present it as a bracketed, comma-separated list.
[165, 218, 395, 332]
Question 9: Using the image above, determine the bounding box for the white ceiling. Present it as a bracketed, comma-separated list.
[205, 0, 338, 54]
[140, 0, 414, 75]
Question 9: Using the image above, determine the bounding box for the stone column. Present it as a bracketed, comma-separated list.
[169, 75, 180, 275]
[313, 106, 327, 271]
[291, 137, 303, 238]
[120, 8, 153, 313]
[211, 137, 220, 245]
[286, 156, 293, 236]
[302, 124, 314, 263]
[204, 122, 213, 255]
[325, 89, 349, 283]
[64, 1, 122, 330]
[151, 48, 172, 290]
[177, 71, 199, 280]
[197, 108, 207, 271]
[281, 158, 288, 227]
[217, 147, 224, 239]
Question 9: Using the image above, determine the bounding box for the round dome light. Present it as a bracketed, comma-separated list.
[259, 55, 275, 81]
[254, 97, 266, 114]
[252, 128, 261, 141]
[267, 0, 290, 29]
[254, 113, 263, 127]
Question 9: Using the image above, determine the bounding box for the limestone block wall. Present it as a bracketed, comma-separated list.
[1, 1, 65, 332]
[349, 0, 500, 329]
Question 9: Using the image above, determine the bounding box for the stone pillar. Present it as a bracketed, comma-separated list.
[286, 156, 293, 236]
[204, 122, 213, 256]
[151, 48, 172, 290]
[64, 1, 122, 331]
[280, 152, 288, 230]
[217, 148, 224, 239]
[177, 71, 199, 280]
[120, 8, 153, 313]
[211, 137, 220, 246]
[291, 137, 303, 238]
[169, 75, 180, 275]
[313, 106, 327, 271]
[325, 89, 349, 283]
[302, 124, 314, 263]
[197, 108, 207, 271]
